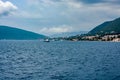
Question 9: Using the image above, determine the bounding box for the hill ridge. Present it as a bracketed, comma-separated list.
[88, 17, 120, 35]
[0, 25, 46, 40]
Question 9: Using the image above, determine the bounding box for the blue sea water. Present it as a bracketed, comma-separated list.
[0, 40, 120, 80]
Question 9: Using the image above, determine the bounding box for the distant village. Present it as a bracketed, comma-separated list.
[66, 33, 120, 42]
[50, 33, 120, 42]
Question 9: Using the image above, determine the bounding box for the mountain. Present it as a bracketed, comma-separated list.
[50, 31, 88, 38]
[0, 25, 47, 40]
[88, 17, 120, 35]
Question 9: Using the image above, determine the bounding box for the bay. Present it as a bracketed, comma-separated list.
[0, 41, 120, 80]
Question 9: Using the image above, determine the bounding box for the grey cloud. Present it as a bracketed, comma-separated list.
[76, 0, 104, 4]
[51, 0, 120, 4]
[75, 0, 120, 4]
[28, 0, 120, 5]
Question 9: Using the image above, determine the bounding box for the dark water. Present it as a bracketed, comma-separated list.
[0, 40, 120, 80]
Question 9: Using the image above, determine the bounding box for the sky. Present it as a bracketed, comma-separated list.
[0, 0, 120, 36]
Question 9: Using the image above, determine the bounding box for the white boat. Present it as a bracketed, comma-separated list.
[44, 39, 50, 42]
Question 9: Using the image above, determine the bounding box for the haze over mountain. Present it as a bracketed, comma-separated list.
[0, 26, 46, 40]
[88, 17, 120, 35]
[50, 31, 88, 38]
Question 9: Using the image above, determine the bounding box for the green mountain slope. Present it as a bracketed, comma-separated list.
[88, 17, 120, 35]
[0, 25, 46, 40]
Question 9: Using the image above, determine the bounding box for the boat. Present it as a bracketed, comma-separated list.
[44, 39, 50, 42]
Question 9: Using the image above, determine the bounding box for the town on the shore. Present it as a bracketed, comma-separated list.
[67, 33, 120, 42]
[50, 33, 120, 42]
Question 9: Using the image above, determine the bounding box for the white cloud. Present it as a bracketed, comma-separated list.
[66, 1, 83, 9]
[39, 25, 75, 35]
[0, 0, 17, 16]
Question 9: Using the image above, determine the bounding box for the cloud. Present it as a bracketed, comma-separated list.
[27, 0, 56, 6]
[76, 0, 104, 4]
[27, 0, 120, 5]
[0, 0, 17, 17]
[0, 0, 120, 35]
[74, 0, 120, 4]
[39, 25, 75, 35]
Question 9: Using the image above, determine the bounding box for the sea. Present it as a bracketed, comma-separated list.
[0, 40, 120, 80]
